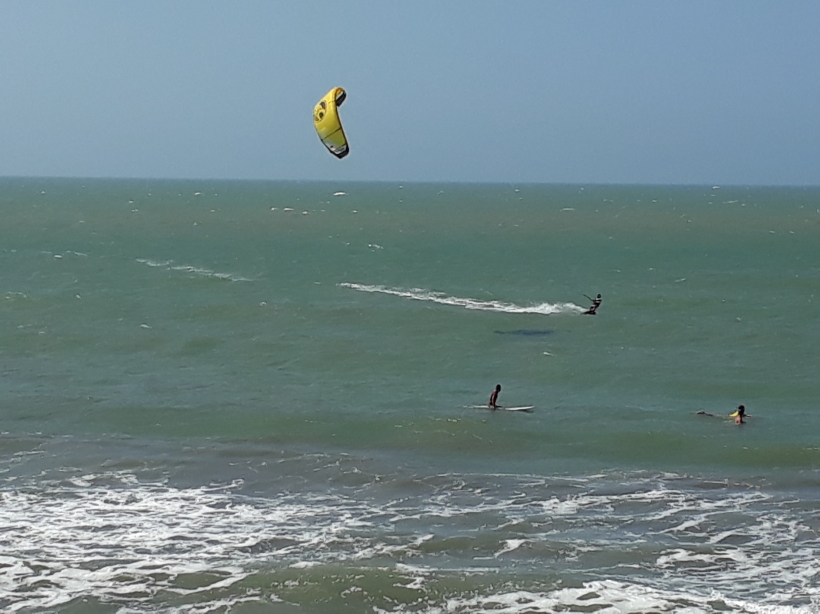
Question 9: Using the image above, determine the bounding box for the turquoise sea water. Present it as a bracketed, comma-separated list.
[1, 179, 818, 612]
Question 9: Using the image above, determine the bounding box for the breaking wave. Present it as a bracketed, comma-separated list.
[1, 467, 816, 613]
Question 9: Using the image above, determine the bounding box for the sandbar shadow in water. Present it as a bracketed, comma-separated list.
[494, 329, 554, 337]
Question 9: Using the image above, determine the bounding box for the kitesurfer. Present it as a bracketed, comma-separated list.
[583, 294, 602, 315]
[489, 384, 501, 410]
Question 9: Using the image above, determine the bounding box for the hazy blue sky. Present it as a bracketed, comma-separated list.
[1, 2, 818, 185]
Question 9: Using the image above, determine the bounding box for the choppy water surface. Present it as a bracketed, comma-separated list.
[1, 179, 818, 612]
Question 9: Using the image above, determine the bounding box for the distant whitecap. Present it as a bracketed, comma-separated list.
[136, 258, 253, 282]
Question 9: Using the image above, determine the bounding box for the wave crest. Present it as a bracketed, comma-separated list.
[136, 258, 253, 282]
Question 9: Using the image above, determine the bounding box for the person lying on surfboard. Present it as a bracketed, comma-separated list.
[489, 384, 501, 410]
[583, 294, 602, 315]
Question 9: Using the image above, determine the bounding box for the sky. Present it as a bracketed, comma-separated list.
[1, 1, 818, 185]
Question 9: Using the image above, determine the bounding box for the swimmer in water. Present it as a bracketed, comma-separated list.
[734, 404, 746, 424]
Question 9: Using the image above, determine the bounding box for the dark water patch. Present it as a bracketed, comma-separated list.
[494, 329, 554, 337]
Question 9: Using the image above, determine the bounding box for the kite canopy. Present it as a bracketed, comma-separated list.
[313, 87, 349, 159]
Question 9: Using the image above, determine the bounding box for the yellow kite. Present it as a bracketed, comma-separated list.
[313, 87, 349, 159]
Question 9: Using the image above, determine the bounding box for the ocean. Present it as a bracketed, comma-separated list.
[1, 178, 818, 613]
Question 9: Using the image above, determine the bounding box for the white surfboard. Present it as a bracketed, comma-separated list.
[467, 405, 534, 413]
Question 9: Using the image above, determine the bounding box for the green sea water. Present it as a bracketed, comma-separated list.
[1, 178, 818, 612]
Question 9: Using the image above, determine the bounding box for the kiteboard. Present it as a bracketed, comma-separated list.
[468, 405, 534, 413]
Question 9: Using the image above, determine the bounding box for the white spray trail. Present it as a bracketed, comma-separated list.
[340, 283, 583, 315]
